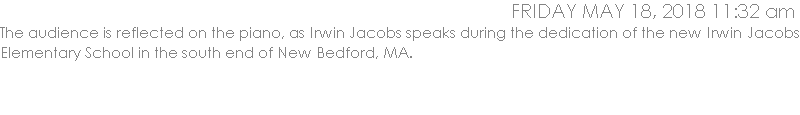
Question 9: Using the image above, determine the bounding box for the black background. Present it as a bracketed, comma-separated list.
[0, 1, 797, 113]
